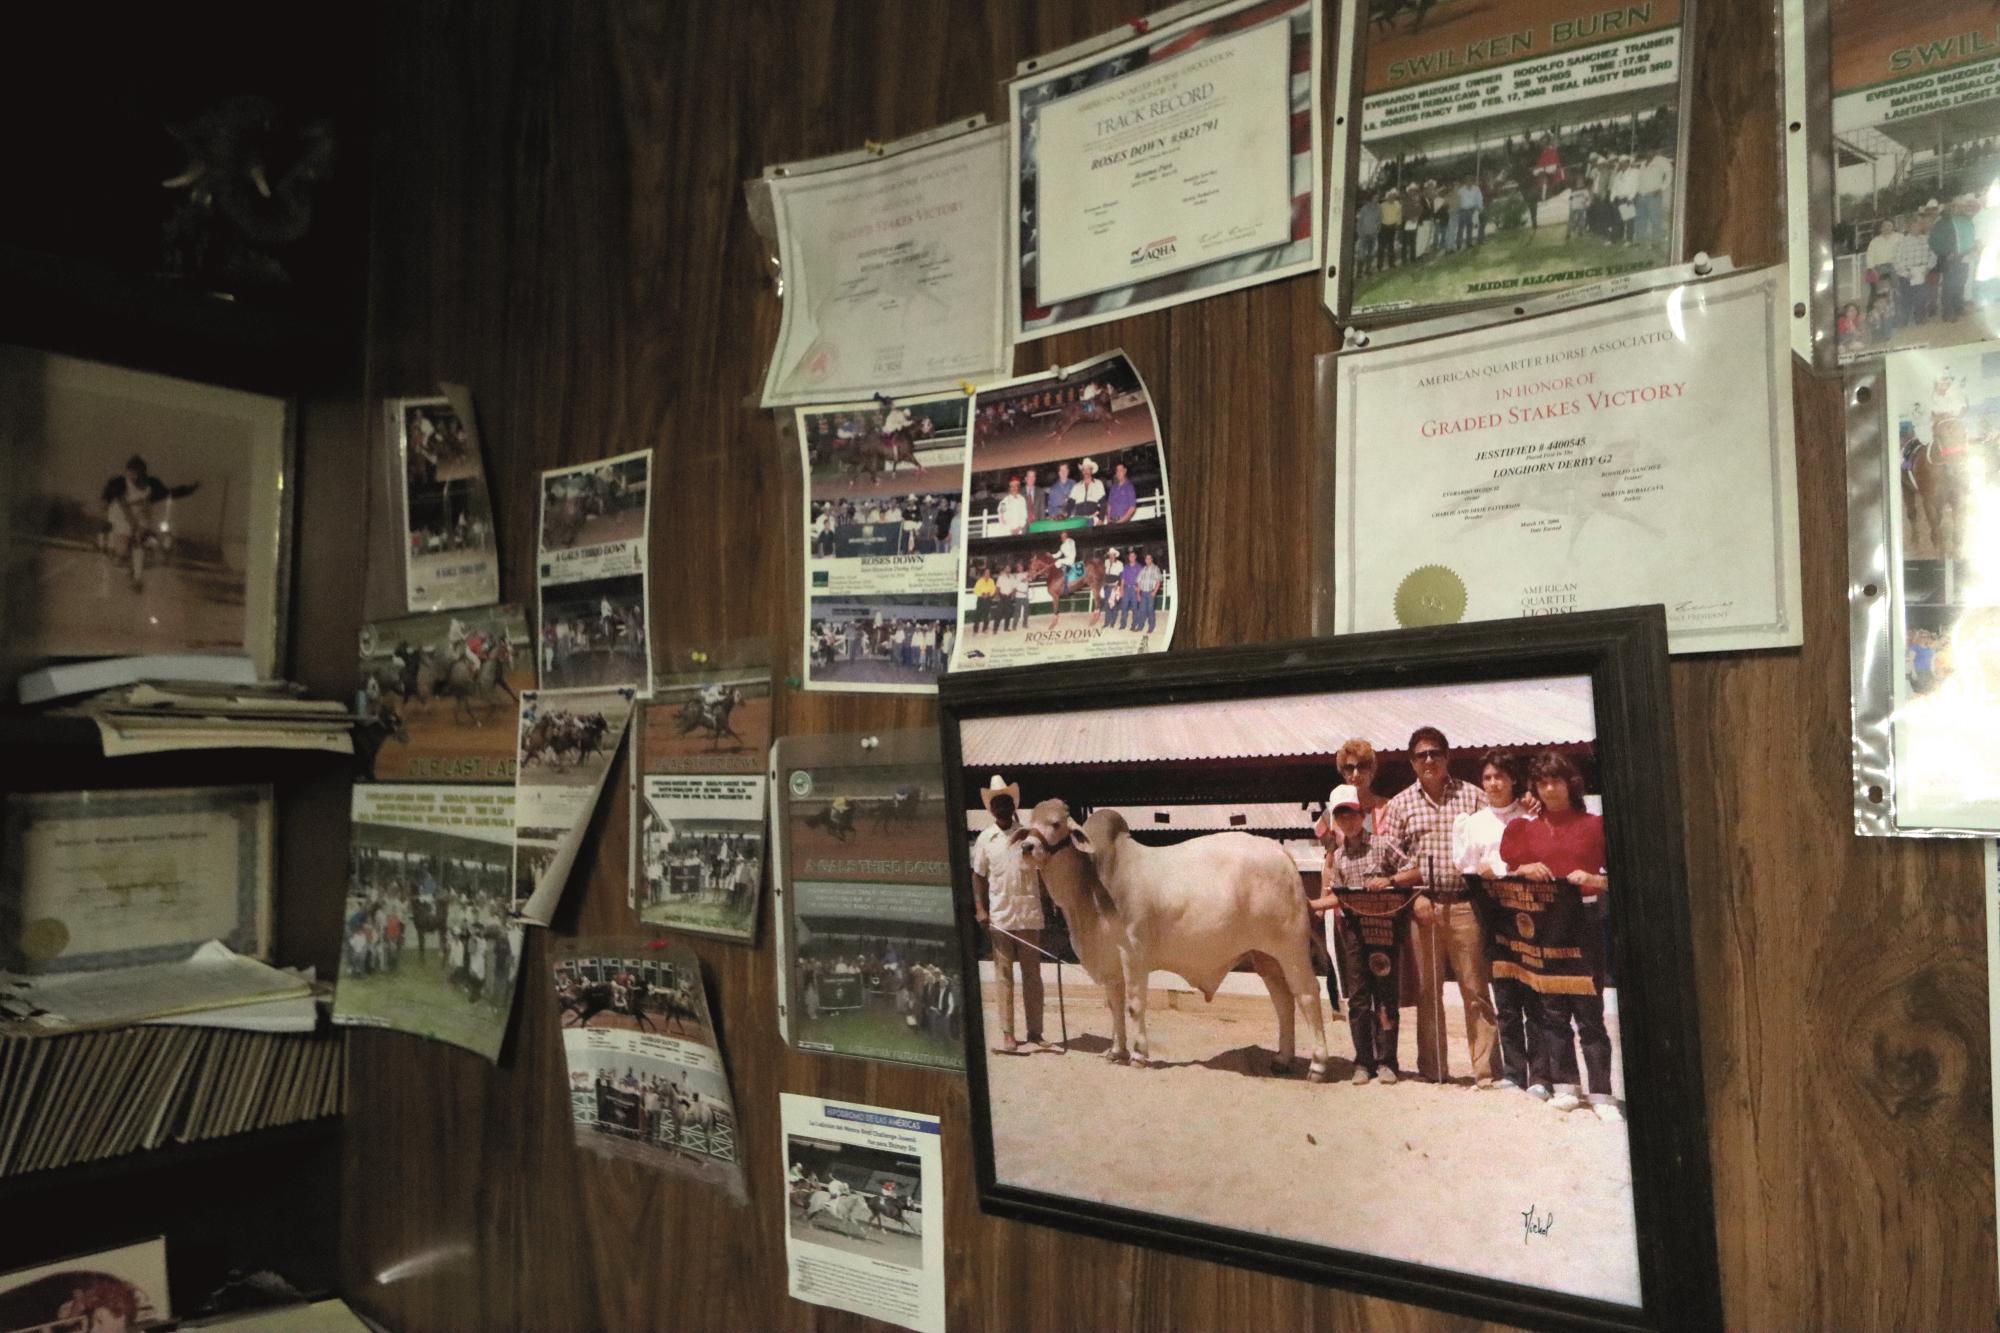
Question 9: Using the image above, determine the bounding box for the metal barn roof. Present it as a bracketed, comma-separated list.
[960, 677, 1594, 768]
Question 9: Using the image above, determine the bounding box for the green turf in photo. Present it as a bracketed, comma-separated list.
[638, 897, 757, 939]
[1353, 226, 1668, 312]
[334, 951, 513, 1058]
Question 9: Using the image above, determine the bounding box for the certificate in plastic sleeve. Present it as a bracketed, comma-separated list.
[1011, 0, 1321, 342]
[1333, 267, 1801, 653]
[1878, 342, 2000, 831]
[758, 125, 1010, 409]
[1329, 0, 1690, 325]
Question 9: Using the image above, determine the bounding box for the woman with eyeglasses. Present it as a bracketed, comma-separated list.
[1310, 739, 1390, 1021]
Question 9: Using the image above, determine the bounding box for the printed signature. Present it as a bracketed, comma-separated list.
[1521, 1204, 1555, 1244]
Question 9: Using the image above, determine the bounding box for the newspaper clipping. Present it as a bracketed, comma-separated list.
[395, 393, 499, 613]
[536, 450, 653, 695]
[513, 687, 637, 925]
[554, 940, 746, 1199]
[797, 391, 966, 693]
[333, 783, 523, 1062]
[781, 1093, 944, 1333]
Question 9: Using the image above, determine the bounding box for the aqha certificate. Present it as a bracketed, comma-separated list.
[1032, 17, 1294, 304]
[1333, 266, 1801, 653]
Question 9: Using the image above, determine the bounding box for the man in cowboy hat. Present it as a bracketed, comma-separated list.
[1070, 457, 1106, 523]
[899, 493, 923, 554]
[970, 775, 1046, 1053]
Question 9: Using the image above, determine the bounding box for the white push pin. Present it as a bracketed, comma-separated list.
[1691, 251, 1713, 277]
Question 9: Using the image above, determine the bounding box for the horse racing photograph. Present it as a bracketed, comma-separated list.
[332, 784, 522, 1063]
[791, 879, 963, 1071]
[555, 947, 744, 1195]
[634, 781, 764, 941]
[397, 395, 498, 611]
[538, 449, 650, 554]
[637, 666, 771, 774]
[539, 572, 649, 692]
[949, 674, 1645, 1309]
[785, 1136, 925, 1265]
[956, 349, 1176, 670]
[356, 605, 532, 782]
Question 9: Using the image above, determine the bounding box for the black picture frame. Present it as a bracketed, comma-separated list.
[936, 606, 1720, 1333]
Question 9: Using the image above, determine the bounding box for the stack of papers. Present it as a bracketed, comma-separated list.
[0, 942, 313, 1037]
[59, 681, 356, 756]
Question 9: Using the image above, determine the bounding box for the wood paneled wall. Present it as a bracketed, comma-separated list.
[337, 3, 1996, 1329]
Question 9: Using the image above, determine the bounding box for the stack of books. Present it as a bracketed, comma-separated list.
[0, 1020, 346, 1178]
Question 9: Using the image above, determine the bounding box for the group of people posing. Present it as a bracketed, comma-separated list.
[343, 880, 517, 1010]
[797, 946, 963, 1042]
[1845, 191, 2000, 350]
[966, 544, 1165, 635]
[810, 494, 960, 556]
[1354, 136, 1673, 275]
[810, 615, 954, 673]
[1306, 731, 1616, 1119]
[983, 456, 1143, 536]
[640, 829, 761, 912]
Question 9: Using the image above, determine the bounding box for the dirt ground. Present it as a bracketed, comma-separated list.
[981, 975, 1641, 1308]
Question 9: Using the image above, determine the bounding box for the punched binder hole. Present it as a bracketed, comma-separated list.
[1867, 785, 1884, 805]
[1862, 583, 1879, 598]
[1855, 385, 1872, 404]
[1793, 302, 1806, 318]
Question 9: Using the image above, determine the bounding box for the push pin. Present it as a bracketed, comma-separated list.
[1691, 251, 1713, 277]
[861, 735, 880, 751]
[1129, 16, 1151, 34]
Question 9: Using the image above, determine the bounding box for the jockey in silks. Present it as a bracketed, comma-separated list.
[877, 392, 913, 440]
[699, 682, 729, 716]
[461, 626, 491, 673]
[1050, 532, 1081, 591]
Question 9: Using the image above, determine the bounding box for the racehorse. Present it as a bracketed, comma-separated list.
[410, 896, 448, 961]
[563, 980, 656, 1032]
[544, 488, 604, 548]
[864, 786, 923, 833]
[804, 1188, 883, 1240]
[1046, 394, 1115, 441]
[428, 639, 518, 726]
[1904, 416, 1989, 557]
[572, 714, 613, 767]
[675, 687, 743, 749]
[1025, 552, 1105, 628]
[802, 800, 857, 841]
[353, 701, 408, 780]
[840, 429, 921, 485]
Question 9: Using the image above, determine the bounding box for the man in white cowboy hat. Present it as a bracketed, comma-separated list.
[1070, 457, 1107, 523]
[899, 493, 923, 554]
[970, 775, 1046, 1053]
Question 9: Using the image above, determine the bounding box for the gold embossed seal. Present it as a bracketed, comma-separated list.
[18, 918, 70, 965]
[1394, 565, 1467, 628]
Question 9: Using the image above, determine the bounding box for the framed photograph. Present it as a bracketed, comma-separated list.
[0, 345, 292, 676]
[0, 1236, 171, 1331]
[936, 606, 1719, 1333]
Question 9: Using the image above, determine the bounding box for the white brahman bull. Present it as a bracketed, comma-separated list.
[1012, 799, 1327, 1080]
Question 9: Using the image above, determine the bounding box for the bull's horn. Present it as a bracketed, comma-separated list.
[161, 164, 203, 189]
[250, 163, 273, 198]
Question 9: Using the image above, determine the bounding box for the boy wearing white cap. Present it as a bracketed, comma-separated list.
[1308, 785, 1414, 1084]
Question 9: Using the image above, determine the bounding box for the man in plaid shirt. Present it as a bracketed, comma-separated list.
[1376, 725, 1502, 1087]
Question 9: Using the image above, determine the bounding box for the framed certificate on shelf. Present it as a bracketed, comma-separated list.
[0, 785, 275, 973]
